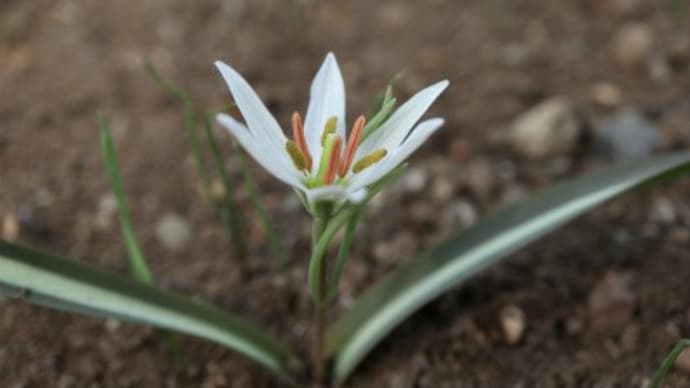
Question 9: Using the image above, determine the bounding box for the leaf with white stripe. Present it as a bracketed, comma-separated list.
[327, 152, 690, 384]
[0, 240, 298, 386]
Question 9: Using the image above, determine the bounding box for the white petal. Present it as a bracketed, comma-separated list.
[217, 113, 305, 189]
[349, 118, 445, 191]
[303, 52, 346, 167]
[214, 61, 287, 154]
[358, 80, 448, 157]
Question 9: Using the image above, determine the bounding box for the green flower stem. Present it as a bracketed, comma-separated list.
[326, 211, 361, 302]
[308, 208, 355, 302]
[650, 338, 690, 388]
[308, 165, 407, 303]
[308, 165, 406, 384]
[311, 204, 331, 386]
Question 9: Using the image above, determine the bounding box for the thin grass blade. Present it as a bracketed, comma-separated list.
[201, 113, 247, 259]
[144, 62, 211, 190]
[650, 338, 690, 388]
[99, 114, 154, 284]
[234, 146, 289, 267]
[145, 63, 247, 259]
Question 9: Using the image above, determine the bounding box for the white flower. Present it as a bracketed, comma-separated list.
[215, 52, 448, 209]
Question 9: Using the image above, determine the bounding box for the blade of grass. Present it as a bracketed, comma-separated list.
[99, 114, 154, 284]
[650, 339, 690, 388]
[99, 114, 183, 365]
[234, 145, 289, 267]
[145, 63, 246, 259]
[144, 62, 211, 192]
[200, 112, 247, 260]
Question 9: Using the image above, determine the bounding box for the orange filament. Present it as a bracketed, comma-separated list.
[324, 137, 343, 185]
[291, 112, 312, 170]
[339, 115, 366, 177]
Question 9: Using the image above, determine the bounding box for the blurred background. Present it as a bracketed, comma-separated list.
[1, 0, 689, 386]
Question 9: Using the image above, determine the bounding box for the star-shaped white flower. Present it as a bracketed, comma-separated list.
[215, 52, 448, 209]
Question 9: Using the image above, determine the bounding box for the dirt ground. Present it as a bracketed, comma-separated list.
[2, 0, 690, 387]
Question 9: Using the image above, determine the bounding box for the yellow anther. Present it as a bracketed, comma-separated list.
[321, 116, 338, 146]
[285, 141, 307, 171]
[352, 149, 388, 173]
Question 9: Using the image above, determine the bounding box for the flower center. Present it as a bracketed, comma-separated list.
[285, 113, 386, 187]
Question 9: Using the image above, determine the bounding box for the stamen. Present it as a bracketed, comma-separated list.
[324, 137, 342, 185]
[285, 141, 308, 171]
[339, 115, 366, 177]
[320, 116, 338, 146]
[291, 112, 312, 170]
[352, 149, 388, 174]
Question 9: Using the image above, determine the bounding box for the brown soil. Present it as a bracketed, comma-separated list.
[2, 0, 690, 387]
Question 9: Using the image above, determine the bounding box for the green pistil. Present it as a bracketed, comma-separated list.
[320, 116, 338, 146]
[315, 133, 338, 185]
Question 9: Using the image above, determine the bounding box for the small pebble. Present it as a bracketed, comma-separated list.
[668, 36, 689, 69]
[373, 231, 418, 265]
[591, 82, 622, 108]
[674, 347, 690, 374]
[651, 197, 675, 225]
[155, 212, 192, 252]
[431, 176, 454, 202]
[57, 374, 76, 388]
[210, 178, 227, 202]
[510, 98, 580, 159]
[597, 109, 658, 161]
[464, 159, 494, 200]
[612, 23, 654, 66]
[445, 200, 478, 230]
[105, 318, 121, 332]
[34, 188, 54, 208]
[588, 271, 635, 332]
[2, 214, 20, 242]
[403, 167, 428, 193]
[95, 193, 118, 229]
[500, 304, 526, 345]
[565, 316, 584, 336]
[602, 0, 642, 16]
[647, 54, 671, 83]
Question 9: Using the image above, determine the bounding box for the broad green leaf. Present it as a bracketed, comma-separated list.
[0, 240, 298, 386]
[327, 152, 690, 384]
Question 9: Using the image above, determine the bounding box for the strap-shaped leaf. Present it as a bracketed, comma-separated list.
[327, 152, 690, 384]
[0, 240, 298, 386]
